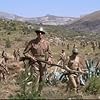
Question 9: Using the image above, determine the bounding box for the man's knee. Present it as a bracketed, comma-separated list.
[69, 74, 77, 88]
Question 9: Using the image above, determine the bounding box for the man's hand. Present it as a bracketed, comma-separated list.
[31, 56, 37, 62]
[23, 53, 37, 62]
[69, 70, 84, 74]
[69, 70, 77, 74]
[48, 57, 52, 64]
[81, 71, 86, 74]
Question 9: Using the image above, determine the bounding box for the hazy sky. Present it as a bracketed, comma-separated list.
[0, 0, 100, 17]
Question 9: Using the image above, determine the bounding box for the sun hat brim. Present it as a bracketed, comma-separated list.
[35, 30, 45, 34]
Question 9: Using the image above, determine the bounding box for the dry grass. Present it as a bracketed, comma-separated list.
[0, 28, 100, 99]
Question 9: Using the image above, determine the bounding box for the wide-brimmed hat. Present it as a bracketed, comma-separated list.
[72, 48, 79, 54]
[35, 27, 46, 34]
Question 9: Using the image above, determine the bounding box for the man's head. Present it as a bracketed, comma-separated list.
[35, 27, 46, 34]
[35, 27, 46, 39]
[72, 48, 79, 55]
[62, 49, 65, 53]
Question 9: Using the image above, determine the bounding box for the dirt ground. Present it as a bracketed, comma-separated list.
[0, 34, 100, 99]
[0, 74, 99, 99]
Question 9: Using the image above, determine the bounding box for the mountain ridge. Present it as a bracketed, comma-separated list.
[66, 10, 100, 33]
[0, 11, 78, 25]
[1, 10, 100, 32]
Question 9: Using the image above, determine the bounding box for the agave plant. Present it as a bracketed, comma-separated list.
[85, 58, 100, 80]
[45, 70, 69, 86]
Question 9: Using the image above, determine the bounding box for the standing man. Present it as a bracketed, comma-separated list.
[23, 27, 52, 93]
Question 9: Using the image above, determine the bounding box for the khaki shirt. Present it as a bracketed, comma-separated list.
[23, 38, 51, 61]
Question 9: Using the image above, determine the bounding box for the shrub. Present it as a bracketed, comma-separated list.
[9, 63, 41, 99]
[85, 76, 100, 95]
[5, 38, 11, 48]
[14, 37, 22, 41]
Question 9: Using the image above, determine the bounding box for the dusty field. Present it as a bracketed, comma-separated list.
[0, 33, 100, 99]
[0, 75, 99, 99]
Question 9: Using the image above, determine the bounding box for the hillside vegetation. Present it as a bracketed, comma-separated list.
[0, 18, 100, 99]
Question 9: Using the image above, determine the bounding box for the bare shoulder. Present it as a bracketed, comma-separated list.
[28, 39, 37, 44]
[79, 55, 84, 60]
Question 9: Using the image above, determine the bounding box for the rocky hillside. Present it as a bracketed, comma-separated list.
[0, 12, 77, 25]
[0, 12, 24, 21]
[26, 14, 77, 25]
[66, 10, 100, 33]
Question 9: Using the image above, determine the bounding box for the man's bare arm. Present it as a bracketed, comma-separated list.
[23, 41, 31, 55]
[23, 41, 37, 61]
[47, 42, 53, 63]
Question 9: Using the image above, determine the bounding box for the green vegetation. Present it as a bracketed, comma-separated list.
[0, 18, 99, 99]
[85, 77, 100, 95]
[9, 64, 41, 99]
[0, 19, 97, 40]
[5, 37, 11, 48]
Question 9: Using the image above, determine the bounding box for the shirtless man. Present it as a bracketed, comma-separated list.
[67, 48, 84, 93]
[54, 49, 66, 73]
[13, 49, 18, 61]
[23, 27, 52, 93]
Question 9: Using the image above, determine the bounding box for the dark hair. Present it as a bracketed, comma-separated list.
[73, 52, 78, 55]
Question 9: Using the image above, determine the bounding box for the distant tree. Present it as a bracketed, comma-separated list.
[5, 38, 11, 48]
